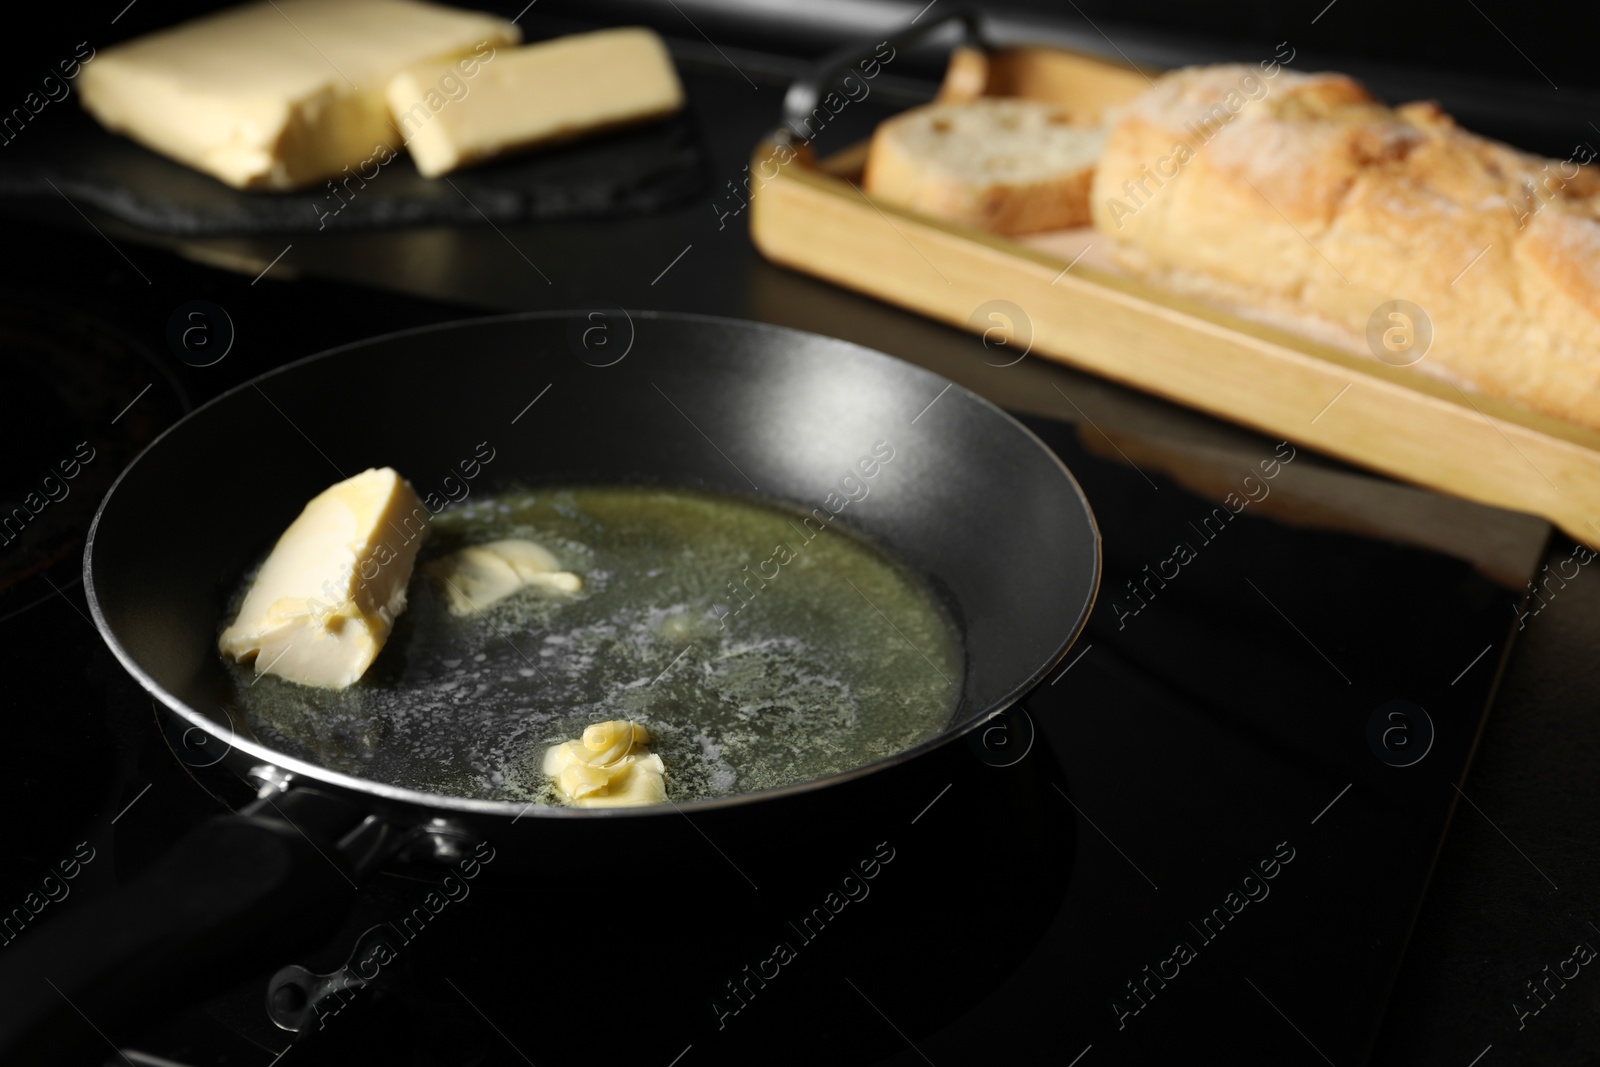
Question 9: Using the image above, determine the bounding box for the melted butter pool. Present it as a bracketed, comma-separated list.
[224, 486, 964, 805]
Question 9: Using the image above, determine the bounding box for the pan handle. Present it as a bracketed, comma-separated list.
[779, 6, 986, 138]
[0, 786, 398, 1066]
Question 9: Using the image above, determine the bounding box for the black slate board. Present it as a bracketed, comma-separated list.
[0, 104, 708, 235]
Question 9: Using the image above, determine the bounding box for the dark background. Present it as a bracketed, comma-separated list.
[2, 2, 1598, 1065]
[9, 0, 1591, 153]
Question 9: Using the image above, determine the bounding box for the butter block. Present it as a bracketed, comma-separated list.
[424, 538, 581, 615]
[78, 0, 520, 190]
[542, 720, 667, 808]
[219, 467, 428, 688]
[386, 27, 685, 178]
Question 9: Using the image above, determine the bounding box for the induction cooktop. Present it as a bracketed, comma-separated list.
[0, 226, 1545, 1065]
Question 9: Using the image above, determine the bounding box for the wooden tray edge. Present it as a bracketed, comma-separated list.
[750, 137, 1600, 549]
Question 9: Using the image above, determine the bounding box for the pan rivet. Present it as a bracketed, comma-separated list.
[271, 983, 307, 1014]
[249, 765, 293, 796]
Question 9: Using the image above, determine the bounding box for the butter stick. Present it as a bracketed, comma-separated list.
[386, 27, 685, 179]
[78, 0, 520, 191]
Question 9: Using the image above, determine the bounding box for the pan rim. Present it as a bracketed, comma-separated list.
[83, 309, 1100, 821]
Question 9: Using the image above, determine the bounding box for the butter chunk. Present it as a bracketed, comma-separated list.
[424, 539, 581, 616]
[78, 0, 520, 190]
[219, 467, 428, 688]
[542, 720, 667, 808]
[387, 27, 685, 178]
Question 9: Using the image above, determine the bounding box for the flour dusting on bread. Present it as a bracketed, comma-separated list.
[1090, 64, 1600, 431]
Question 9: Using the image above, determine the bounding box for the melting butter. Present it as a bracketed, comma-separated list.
[218, 467, 426, 689]
[542, 720, 666, 808]
[424, 538, 581, 616]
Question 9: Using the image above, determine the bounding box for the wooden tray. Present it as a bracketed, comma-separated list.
[751, 42, 1600, 550]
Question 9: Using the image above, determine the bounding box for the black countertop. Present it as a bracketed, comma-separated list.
[5, 5, 1599, 1064]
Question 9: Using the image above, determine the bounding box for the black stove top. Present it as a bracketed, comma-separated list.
[0, 229, 1548, 1065]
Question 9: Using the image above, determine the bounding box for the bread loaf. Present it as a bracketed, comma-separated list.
[864, 98, 1106, 234]
[1091, 65, 1600, 432]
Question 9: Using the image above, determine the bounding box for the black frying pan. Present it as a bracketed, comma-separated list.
[0, 312, 1097, 1064]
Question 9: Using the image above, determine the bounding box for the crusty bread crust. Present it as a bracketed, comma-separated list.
[1091, 65, 1600, 432]
[865, 99, 1104, 234]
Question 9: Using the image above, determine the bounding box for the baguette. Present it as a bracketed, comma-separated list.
[1091, 65, 1600, 432]
[864, 98, 1106, 234]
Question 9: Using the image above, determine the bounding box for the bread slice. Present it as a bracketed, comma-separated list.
[1092, 65, 1600, 432]
[864, 99, 1107, 234]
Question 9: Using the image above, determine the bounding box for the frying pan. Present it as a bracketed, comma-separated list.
[0, 312, 1097, 1063]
